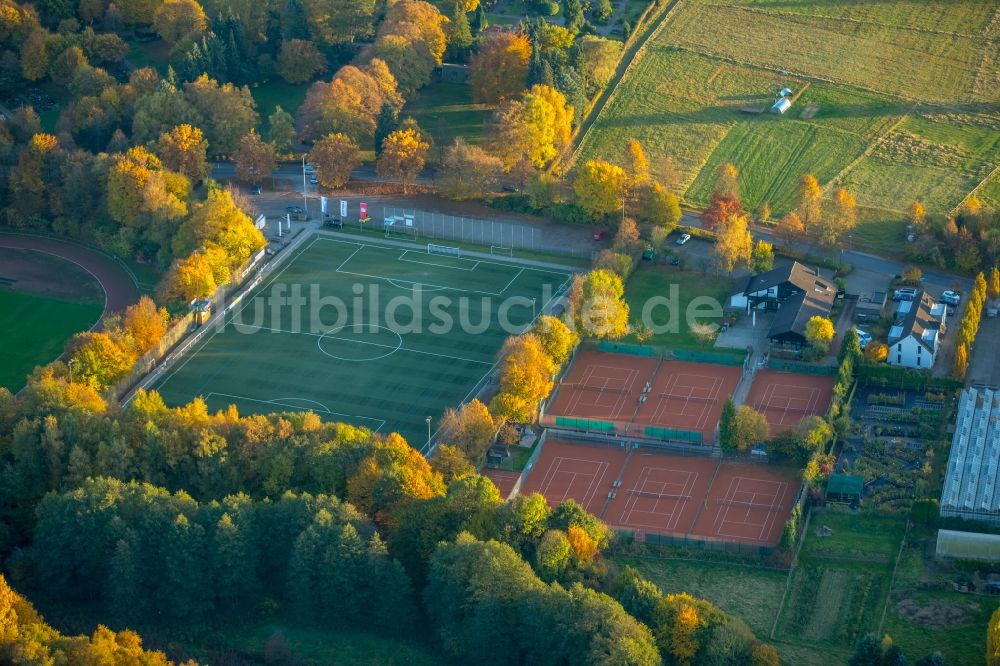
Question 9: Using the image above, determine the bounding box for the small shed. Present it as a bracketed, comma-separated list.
[826, 474, 863, 504]
[771, 97, 792, 114]
[779, 87, 793, 98]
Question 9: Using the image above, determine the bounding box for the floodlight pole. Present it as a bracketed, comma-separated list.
[426, 416, 432, 448]
[532, 297, 537, 320]
[301, 154, 308, 217]
[68, 359, 74, 384]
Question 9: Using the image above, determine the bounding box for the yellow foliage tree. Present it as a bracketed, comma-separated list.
[160, 251, 218, 302]
[623, 139, 649, 188]
[711, 213, 753, 273]
[530, 315, 579, 367]
[577, 269, 629, 340]
[468, 31, 531, 103]
[377, 127, 430, 193]
[490, 334, 557, 422]
[157, 124, 208, 181]
[865, 341, 888, 363]
[489, 86, 570, 170]
[566, 524, 597, 566]
[153, 0, 207, 43]
[308, 133, 360, 189]
[805, 316, 835, 354]
[990, 266, 1000, 301]
[573, 159, 627, 218]
[66, 332, 136, 391]
[988, 606, 1000, 666]
[121, 296, 169, 356]
[797, 173, 823, 233]
[670, 602, 703, 666]
[952, 343, 968, 381]
[715, 162, 739, 199]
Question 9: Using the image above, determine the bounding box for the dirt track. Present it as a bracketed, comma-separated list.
[0, 233, 140, 322]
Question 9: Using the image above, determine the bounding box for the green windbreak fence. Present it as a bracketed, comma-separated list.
[673, 349, 746, 366]
[555, 417, 616, 432]
[767, 358, 838, 376]
[598, 342, 656, 357]
[644, 426, 702, 443]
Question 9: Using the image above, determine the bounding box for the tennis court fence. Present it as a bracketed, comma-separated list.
[594, 341, 747, 367]
[766, 358, 838, 376]
[617, 530, 776, 558]
[543, 427, 719, 458]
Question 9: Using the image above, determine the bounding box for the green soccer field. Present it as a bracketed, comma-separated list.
[150, 235, 572, 448]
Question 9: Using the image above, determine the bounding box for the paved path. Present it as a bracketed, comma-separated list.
[0, 232, 140, 323]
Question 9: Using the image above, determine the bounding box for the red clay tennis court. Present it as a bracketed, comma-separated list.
[635, 361, 742, 440]
[746, 369, 834, 434]
[483, 467, 520, 499]
[603, 452, 715, 536]
[545, 350, 742, 441]
[520, 438, 799, 547]
[691, 463, 799, 546]
[520, 438, 629, 514]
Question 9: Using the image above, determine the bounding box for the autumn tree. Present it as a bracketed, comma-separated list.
[159, 251, 218, 302]
[700, 192, 745, 232]
[952, 343, 968, 380]
[489, 333, 557, 422]
[183, 75, 260, 155]
[797, 174, 823, 233]
[574, 269, 629, 340]
[989, 266, 1000, 301]
[438, 139, 503, 200]
[121, 295, 169, 356]
[623, 139, 649, 188]
[369, 0, 447, 95]
[489, 85, 572, 169]
[278, 39, 326, 84]
[377, 127, 429, 193]
[710, 213, 752, 273]
[908, 201, 926, 227]
[774, 211, 805, 250]
[268, 106, 296, 154]
[307, 133, 360, 189]
[20, 30, 50, 81]
[574, 159, 627, 218]
[865, 341, 888, 363]
[157, 124, 208, 181]
[153, 0, 207, 43]
[233, 131, 277, 184]
[530, 315, 579, 367]
[750, 240, 774, 274]
[988, 606, 1000, 666]
[430, 444, 475, 483]
[579, 35, 620, 90]
[66, 332, 136, 391]
[715, 162, 740, 200]
[816, 186, 857, 247]
[730, 406, 769, 452]
[469, 30, 531, 103]
[438, 399, 495, 461]
[805, 316, 835, 354]
[172, 186, 264, 270]
[638, 182, 681, 230]
[614, 217, 641, 254]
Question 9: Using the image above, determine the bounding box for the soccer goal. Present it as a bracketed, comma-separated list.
[490, 245, 513, 256]
[428, 243, 461, 257]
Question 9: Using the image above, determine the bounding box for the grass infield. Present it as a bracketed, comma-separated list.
[0, 291, 102, 392]
[149, 235, 571, 447]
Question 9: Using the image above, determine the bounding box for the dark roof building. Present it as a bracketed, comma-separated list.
[743, 261, 836, 347]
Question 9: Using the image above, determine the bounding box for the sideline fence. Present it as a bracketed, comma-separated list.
[594, 341, 747, 367]
[766, 358, 838, 376]
[619, 530, 775, 557]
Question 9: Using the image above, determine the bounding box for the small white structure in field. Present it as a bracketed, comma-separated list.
[771, 97, 792, 114]
[779, 87, 793, 97]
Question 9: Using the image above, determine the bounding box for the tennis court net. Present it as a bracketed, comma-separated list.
[655, 391, 718, 403]
[623, 489, 694, 501]
[562, 382, 639, 396]
[717, 498, 787, 512]
[753, 401, 812, 414]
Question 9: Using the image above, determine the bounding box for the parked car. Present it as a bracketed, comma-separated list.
[250, 184, 261, 195]
[309, 175, 319, 185]
[892, 287, 917, 301]
[593, 230, 606, 241]
[855, 328, 872, 349]
[285, 205, 303, 214]
[941, 290, 961, 305]
[304, 163, 315, 173]
[676, 233, 691, 245]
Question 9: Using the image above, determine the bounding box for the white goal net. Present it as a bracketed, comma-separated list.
[427, 243, 461, 257]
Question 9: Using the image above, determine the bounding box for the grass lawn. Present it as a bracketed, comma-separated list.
[621, 263, 740, 351]
[127, 40, 171, 75]
[0, 291, 102, 391]
[776, 511, 906, 656]
[401, 82, 493, 157]
[579, 0, 1000, 236]
[250, 79, 311, 128]
[613, 553, 787, 636]
[150, 234, 571, 447]
[875, 525, 993, 664]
